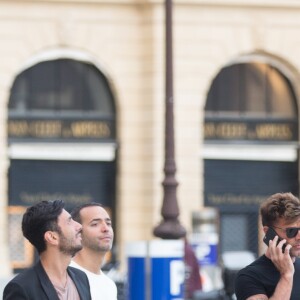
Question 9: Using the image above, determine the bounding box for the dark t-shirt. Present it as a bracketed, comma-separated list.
[235, 255, 300, 300]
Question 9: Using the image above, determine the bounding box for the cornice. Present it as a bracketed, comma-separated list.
[1, 0, 300, 8]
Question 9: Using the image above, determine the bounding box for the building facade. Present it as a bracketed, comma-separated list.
[0, 0, 300, 276]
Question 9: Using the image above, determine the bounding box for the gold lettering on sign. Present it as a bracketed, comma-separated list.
[29, 121, 62, 138]
[8, 120, 112, 139]
[20, 192, 92, 206]
[204, 122, 295, 141]
[8, 121, 62, 137]
[204, 123, 216, 138]
[8, 121, 29, 136]
[207, 193, 266, 205]
[204, 122, 247, 139]
[70, 121, 111, 138]
[255, 124, 292, 140]
[216, 123, 247, 139]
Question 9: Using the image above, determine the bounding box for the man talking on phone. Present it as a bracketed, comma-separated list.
[235, 192, 300, 300]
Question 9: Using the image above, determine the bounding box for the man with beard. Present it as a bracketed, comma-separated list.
[70, 202, 117, 300]
[235, 192, 300, 300]
[3, 200, 91, 300]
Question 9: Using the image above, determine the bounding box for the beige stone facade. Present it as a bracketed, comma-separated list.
[1, 0, 300, 277]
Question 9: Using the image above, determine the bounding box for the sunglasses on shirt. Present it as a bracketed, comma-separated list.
[272, 226, 300, 239]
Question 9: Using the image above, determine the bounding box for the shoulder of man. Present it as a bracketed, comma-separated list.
[6, 265, 37, 285]
[67, 266, 92, 300]
[3, 265, 47, 300]
[68, 265, 89, 279]
[67, 265, 91, 288]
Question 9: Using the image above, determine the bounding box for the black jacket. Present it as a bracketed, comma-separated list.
[3, 260, 91, 300]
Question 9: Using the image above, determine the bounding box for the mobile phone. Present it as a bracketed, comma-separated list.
[263, 227, 287, 252]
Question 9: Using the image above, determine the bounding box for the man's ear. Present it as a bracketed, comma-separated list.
[44, 231, 59, 245]
[263, 226, 269, 234]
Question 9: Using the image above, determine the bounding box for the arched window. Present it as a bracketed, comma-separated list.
[9, 58, 115, 114]
[204, 62, 298, 143]
[206, 62, 297, 118]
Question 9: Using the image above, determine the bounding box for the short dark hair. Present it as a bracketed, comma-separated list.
[260, 192, 300, 226]
[22, 200, 65, 254]
[71, 202, 103, 224]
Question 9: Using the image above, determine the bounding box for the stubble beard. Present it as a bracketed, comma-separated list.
[83, 237, 112, 253]
[59, 233, 83, 257]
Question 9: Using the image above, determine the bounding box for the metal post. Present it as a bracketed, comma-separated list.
[153, 0, 186, 239]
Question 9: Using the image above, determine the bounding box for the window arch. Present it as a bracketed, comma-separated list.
[9, 58, 115, 115]
[8, 58, 116, 144]
[205, 62, 297, 118]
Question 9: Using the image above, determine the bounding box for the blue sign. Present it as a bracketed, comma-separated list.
[126, 240, 185, 300]
[189, 233, 219, 266]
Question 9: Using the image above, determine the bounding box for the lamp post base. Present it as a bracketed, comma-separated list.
[153, 219, 186, 239]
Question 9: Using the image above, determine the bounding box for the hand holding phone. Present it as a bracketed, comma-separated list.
[263, 227, 287, 253]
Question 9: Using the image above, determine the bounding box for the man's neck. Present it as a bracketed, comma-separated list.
[40, 251, 71, 284]
[73, 248, 106, 274]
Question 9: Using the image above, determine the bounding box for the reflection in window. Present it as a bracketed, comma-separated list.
[206, 62, 297, 118]
[221, 215, 247, 252]
[9, 59, 115, 115]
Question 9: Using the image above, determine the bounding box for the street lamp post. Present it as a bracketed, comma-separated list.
[153, 0, 186, 239]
